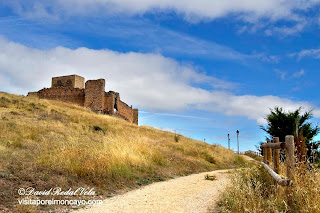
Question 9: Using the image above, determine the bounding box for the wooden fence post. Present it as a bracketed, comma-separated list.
[285, 135, 295, 208]
[267, 139, 272, 165]
[263, 146, 267, 163]
[273, 137, 280, 174]
[285, 135, 295, 181]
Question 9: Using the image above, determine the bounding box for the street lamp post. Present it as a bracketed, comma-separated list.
[236, 130, 239, 154]
[227, 134, 230, 150]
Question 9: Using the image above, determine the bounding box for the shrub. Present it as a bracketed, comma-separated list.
[92, 125, 106, 134]
[0, 97, 11, 108]
[205, 174, 216, 181]
[174, 134, 180, 142]
[202, 152, 216, 164]
[219, 164, 320, 212]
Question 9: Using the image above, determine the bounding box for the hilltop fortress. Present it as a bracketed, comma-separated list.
[28, 75, 138, 125]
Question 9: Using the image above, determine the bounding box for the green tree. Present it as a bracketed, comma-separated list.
[260, 107, 319, 163]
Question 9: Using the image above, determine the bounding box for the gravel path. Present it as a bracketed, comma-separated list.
[75, 169, 231, 213]
[241, 155, 257, 162]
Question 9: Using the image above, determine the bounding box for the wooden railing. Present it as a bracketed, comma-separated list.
[260, 135, 295, 186]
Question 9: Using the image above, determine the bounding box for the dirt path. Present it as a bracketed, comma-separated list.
[241, 155, 257, 162]
[75, 169, 231, 213]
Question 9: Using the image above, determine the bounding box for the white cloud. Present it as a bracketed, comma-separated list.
[4, 0, 320, 24]
[3, 0, 318, 38]
[0, 36, 232, 110]
[274, 69, 287, 80]
[4, 0, 319, 37]
[265, 21, 307, 37]
[1, 37, 319, 124]
[274, 69, 305, 80]
[200, 92, 320, 124]
[239, 18, 308, 37]
[140, 111, 214, 121]
[291, 48, 320, 60]
[0, 16, 259, 62]
[293, 69, 305, 78]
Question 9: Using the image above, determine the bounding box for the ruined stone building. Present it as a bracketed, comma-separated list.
[28, 74, 138, 124]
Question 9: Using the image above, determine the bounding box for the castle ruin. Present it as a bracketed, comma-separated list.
[28, 74, 138, 125]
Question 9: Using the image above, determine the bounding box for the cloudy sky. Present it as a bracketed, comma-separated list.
[1, 0, 320, 151]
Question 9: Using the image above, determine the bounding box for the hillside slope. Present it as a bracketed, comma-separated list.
[0, 92, 246, 212]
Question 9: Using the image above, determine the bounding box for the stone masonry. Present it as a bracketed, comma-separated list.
[52, 75, 85, 89]
[84, 79, 105, 112]
[28, 74, 138, 125]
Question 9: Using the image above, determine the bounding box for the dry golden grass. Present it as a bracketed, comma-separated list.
[244, 153, 263, 162]
[218, 162, 320, 213]
[0, 92, 246, 212]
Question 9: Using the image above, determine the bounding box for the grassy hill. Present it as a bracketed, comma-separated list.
[0, 92, 247, 212]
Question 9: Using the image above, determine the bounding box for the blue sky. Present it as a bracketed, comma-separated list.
[1, 0, 320, 151]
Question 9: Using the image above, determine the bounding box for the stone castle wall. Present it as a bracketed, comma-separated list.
[37, 88, 85, 106]
[27, 92, 40, 98]
[118, 100, 134, 123]
[28, 75, 138, 124]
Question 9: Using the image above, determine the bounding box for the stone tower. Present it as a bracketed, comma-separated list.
[84, 79, 105, 113]
[133, 109, 139, 125]
[52, 75, 85, 89]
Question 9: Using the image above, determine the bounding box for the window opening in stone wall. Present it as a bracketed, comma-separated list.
[114, 97, 118, 113]
[66, 79, 72, 86]
[57, 80, 63, 87]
